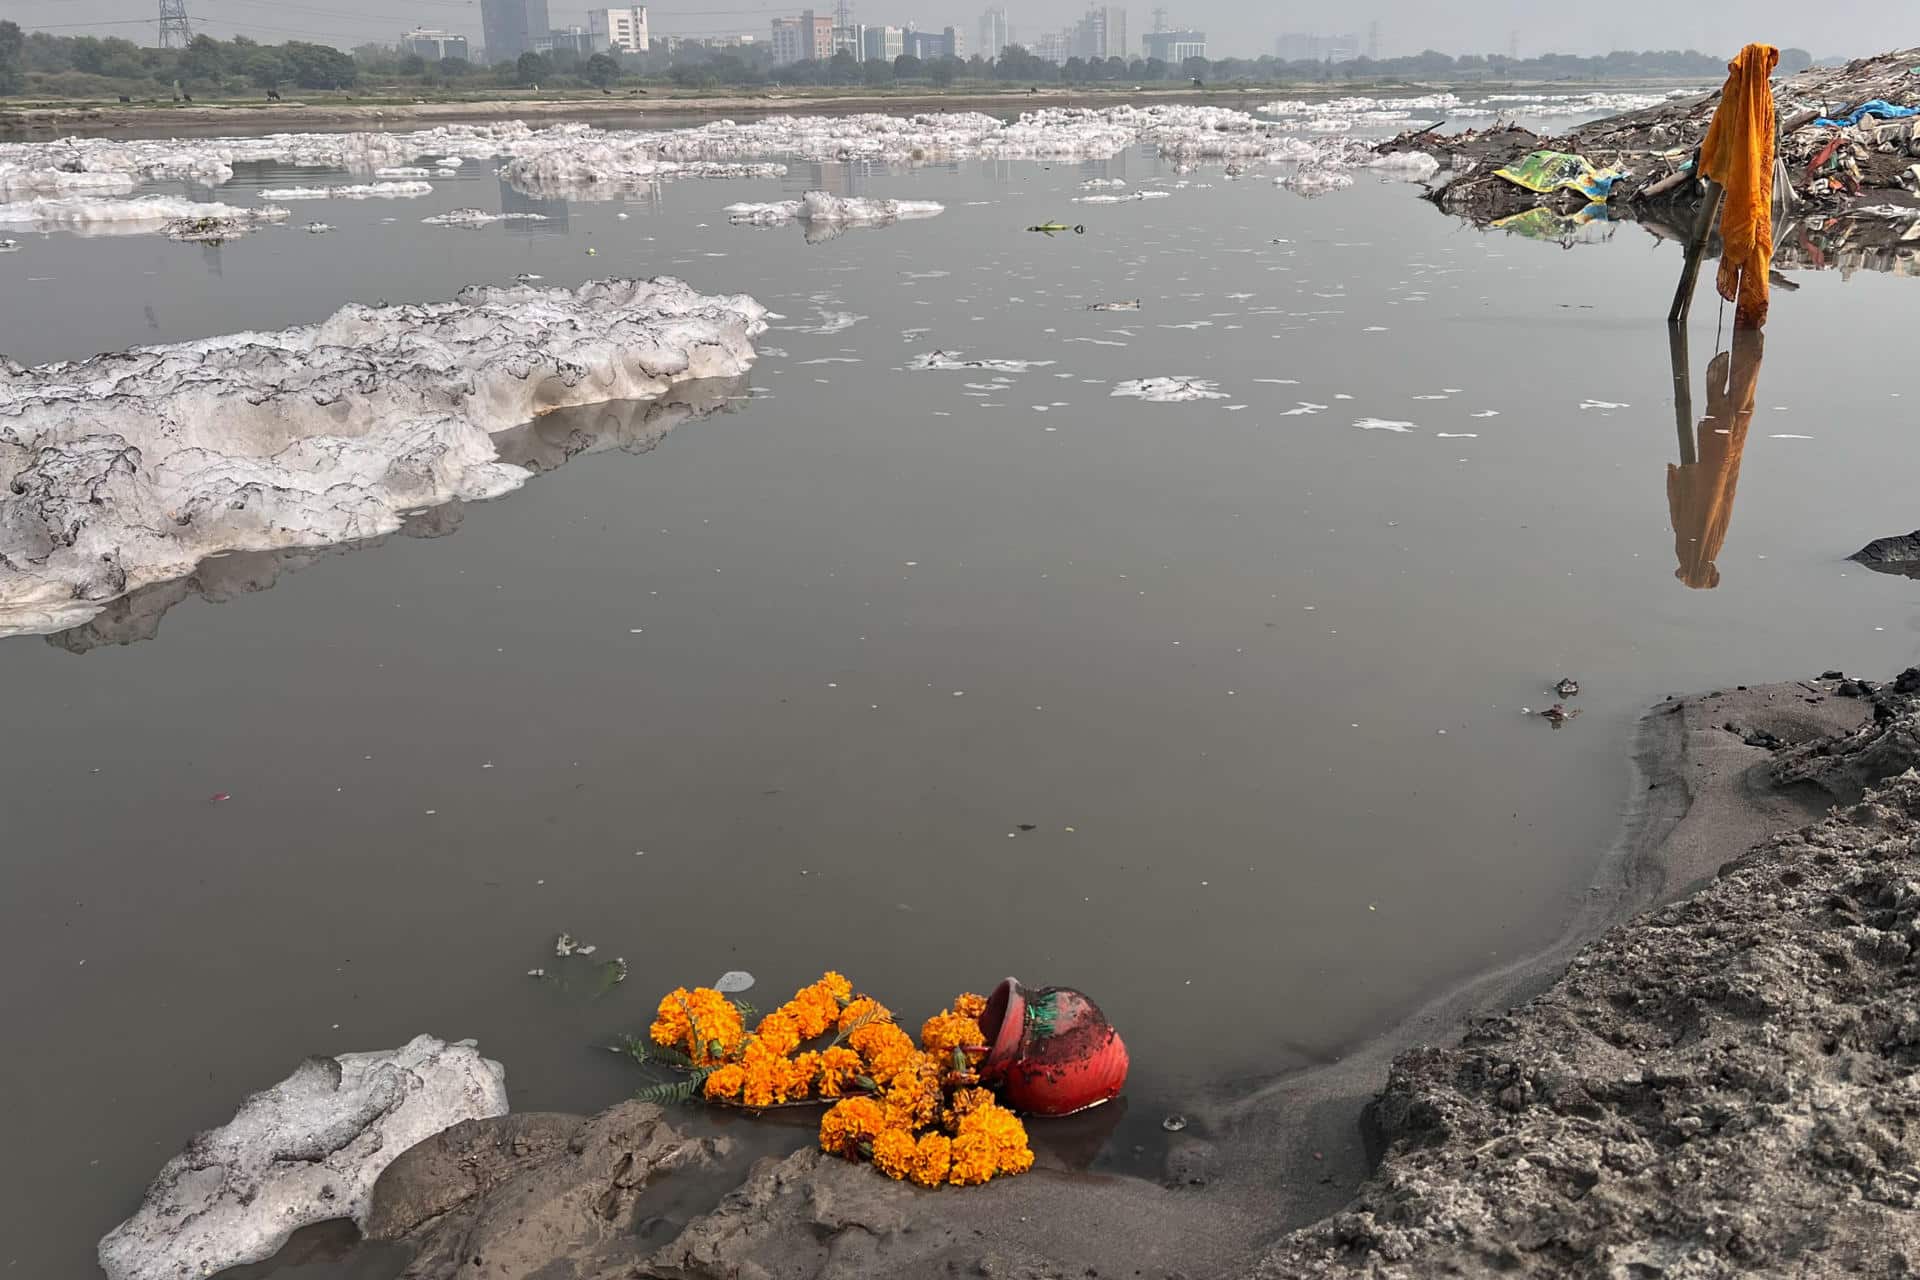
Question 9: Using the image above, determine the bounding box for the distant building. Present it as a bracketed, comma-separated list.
[904, 25, 963, 60]
[400, 28, 469, 61]
[862, 24, 904, 62]
[538, 25, 605, 56]
[1275, 32, 1359, 63]
[771, 10, 834, 63]
[1070, 4, 1125, 61]
[1033, 29, 1068, 64]
[977, 6, 1010, 60]
[832, 22, 864, 60]
[1141, 28, 1202, 62]
[481, 0, 548, 63]
[588, 6, 649, 53]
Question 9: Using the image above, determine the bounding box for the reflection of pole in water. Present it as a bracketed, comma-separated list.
[1667, 328, 1764, 589]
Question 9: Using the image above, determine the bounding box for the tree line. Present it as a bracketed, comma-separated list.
[0, 24, 1812, 101]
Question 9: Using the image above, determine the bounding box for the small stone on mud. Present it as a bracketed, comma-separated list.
[1162, 1114, 1188, 1132]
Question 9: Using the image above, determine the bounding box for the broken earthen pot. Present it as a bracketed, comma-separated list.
[978, 977, 1128, 1116]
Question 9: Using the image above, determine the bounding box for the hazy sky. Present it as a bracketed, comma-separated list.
[12, 0, 1894, 61]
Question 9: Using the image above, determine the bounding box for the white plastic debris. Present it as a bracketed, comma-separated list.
[97, 1035, 507, 1280]
[0, 277, 767, 637]
[714, 970, 755, 993]
[554, 932, 598, 957]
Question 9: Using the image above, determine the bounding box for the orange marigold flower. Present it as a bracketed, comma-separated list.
[816, 1046, 864, 1098]
[849, 1022, 919, 1085]
[908, 1132, 952, 1188]
[870, 1127, 918, 1181]
[947, 1131, 999, 1186]
[649, 987, 746, 1065]
[818, 1096, 887, 1158]
[952, 992, 988, 1020]
[819, 971, 854, 1003]
[957, 1100, 1034, 1177]
[780, 1051, 820, 1101]
[754, 1011, 802, 1056]
[701, 1064, 746, 1101]
[920, 1010, 985, 1056]
[838, 996, 892, 1033]
[882, 1057, 942, 1130]
[782, 983, 840, 1040]
[739, 1040, 793, 1109]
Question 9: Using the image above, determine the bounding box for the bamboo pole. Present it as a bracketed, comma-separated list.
[1669, 320, 1696, 465]
[1668, 179, 1725, 324]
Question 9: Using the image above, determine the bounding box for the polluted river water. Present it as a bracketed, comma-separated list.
[4, 99, 1920, 1275]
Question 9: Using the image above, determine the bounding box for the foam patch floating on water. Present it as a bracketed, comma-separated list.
[909, 350, 1056, 372]
[0, 195, 288, 237]
[0, 277, 767, 638]
[419, 208, 551, 226]
[1354, 418, 1417, 432]
[1112, 377, 1228, 402]
[725, 191, 943, 241]
[257, 181, 434, 200]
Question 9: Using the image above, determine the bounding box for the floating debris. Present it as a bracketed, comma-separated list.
[1111, 377, 1228, 402]
[1541, 703, 1582, 727]
[714, 970, 755, 993]
[1086, 299, 1142, 311]
[554, 933, 598, 957]
[1163, 1114, 1189, 1132]
[1555, 677, 1581, 698]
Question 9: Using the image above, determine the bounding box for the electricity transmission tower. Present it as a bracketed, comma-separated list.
[157, 0, 194, 48]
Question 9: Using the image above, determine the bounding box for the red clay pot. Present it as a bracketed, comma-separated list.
[977, 977, 1129, 1116]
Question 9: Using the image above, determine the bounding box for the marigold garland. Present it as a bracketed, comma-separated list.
[639, 973, 1032, 1187]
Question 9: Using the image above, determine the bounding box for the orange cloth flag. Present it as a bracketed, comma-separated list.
[1698, 43, 1779, 329]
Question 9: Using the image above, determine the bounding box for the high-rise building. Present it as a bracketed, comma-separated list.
[1033, 29, 1067, 63]
[862, 24, 904, 61]
[833, 22, 864, 60]
[1069, 4, 1125, 61]
[772, 11, 834, 63]
[588, 7, 649, 53]
[481, 0, 548, 63]
[400, 28, 469, 61]
[1141, 28, 1202, 62]
[977, 6, 1010, 60]
[902, 25, 963, 60]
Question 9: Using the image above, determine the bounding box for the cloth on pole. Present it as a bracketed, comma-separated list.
[1699, 43, 1779, 329]
[1491, 150, 1627, 201]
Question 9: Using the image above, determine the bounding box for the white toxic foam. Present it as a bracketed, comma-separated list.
[0, 277, 767, 636]
[0, 195, 288, 237]
[256, 181, 434, 200]
[1112, 377, 1228, 402]
[726, 190, 943, 227]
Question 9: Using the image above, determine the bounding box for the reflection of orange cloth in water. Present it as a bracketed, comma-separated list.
[1668, 331, 1764, 589]
[1699, 43, 1778, 329]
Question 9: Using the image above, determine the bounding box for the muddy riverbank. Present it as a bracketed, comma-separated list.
[197, 673, 1898, 1278]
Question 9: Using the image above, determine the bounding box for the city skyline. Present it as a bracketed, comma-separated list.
[12, 0, 1895, 62]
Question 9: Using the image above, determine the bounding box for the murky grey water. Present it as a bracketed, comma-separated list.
[5, 117, 1920, 1274]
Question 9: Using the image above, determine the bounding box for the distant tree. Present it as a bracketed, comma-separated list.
[515, 50, 551, 84]
[1061, 55, 1087, 82]
[861, 57, 892, 86]
[584, 51, 619, 85]
[397, 52, 426, 76]
[893, 52, 921, 79]
[928, 54, 958, 86]
[1181, 55, 1208, 82]
[282, 40, 356, 89]
[1778, 47, 1813, 75]
[438, 56, 473, 77]
[827, 48, 859, 84]
[0, 20, 25, 95]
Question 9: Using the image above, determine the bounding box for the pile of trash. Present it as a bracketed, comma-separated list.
[1385, 48, 1920, 232]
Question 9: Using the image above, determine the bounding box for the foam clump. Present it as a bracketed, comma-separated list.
[97, 1035, 507, 1280]
[0, 277, 767, 636]
[725, 190, 943, 234]
[420, 207, 551, 226]
[257, 180, 434, 200]
[0, 194, 287, 236]
[1112, 377, 1227, 402]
